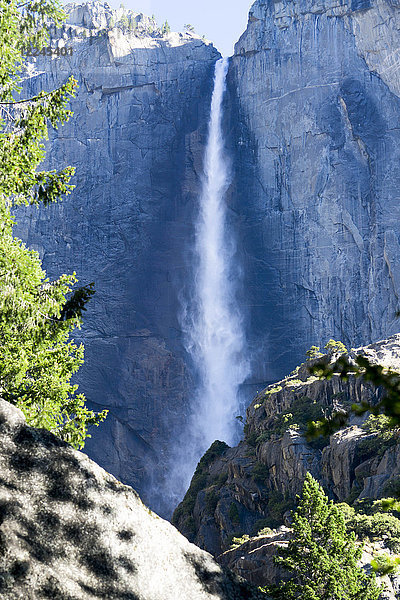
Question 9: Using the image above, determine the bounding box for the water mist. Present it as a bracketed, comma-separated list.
[165, 57, 249, 513]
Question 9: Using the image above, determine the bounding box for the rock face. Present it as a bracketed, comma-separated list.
[15, 0, 400, 516]
[228, 0, 400, 382]
[0, 398, 265, 600]
[218, 528, 400, 599]
[173, 336, 400, 557]
[15, 2, 219, 515]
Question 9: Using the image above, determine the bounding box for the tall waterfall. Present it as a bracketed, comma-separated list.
[169, 57, 250, 508]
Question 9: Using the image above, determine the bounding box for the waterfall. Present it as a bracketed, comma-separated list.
[187, 56, 249, 445]
[167, 57, 250, 510]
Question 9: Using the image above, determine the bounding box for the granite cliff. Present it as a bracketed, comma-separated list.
[15, 1, 219, 515]
[14, 0, 400, 515]
[172, 336, 400, 585]
[228, 0, 400, 382]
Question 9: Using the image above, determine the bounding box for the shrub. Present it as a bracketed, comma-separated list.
[306, 346, 323, 360]
[371, 553, 400, 575]
[251, 462, 269, 483]
[346, 512, 400, 552]
[229, 502, 240, 524]
[324, 339, 348, 354]
[205, 490, 219, 514]
[230, 534, 250, 549]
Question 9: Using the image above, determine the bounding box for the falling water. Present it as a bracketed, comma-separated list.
[167, 57, 250, 509]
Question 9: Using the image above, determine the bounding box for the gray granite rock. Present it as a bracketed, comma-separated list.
[218, 527, 399, 597]
[0, 398, 265, 600]
[14, 2, 220, 516]
[174, 336, 400, 559]
[228, 0, 400, 384]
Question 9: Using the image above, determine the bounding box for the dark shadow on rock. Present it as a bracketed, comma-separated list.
[117, 529, 135, 541]
[0, 476, 17, 490]
[78, 581, 140, 600]
[39, 575, 79, 599]
[117, 556, 137, 574]
[9, 559, 30, 581]
[184, 551, 265, 600]
[184, 552, 222, 595]
[16, 515, 65, 564]
[80, 547, 118, 579]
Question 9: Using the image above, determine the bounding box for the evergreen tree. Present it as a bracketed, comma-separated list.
[270, 474, 382, 600]
[0, 0, 107, 448]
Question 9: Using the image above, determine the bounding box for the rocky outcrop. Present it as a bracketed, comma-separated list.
[0, 398, 266, 600]
[218, 527, 400, 598]
[173, 336, 400, 557]
[15, 2, 219, 516]
[228, 0, 400, 383]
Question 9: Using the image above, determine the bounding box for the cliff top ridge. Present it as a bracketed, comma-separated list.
[62, 1, 211, 48]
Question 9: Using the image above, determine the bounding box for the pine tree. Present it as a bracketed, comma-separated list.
[162, 20, 170, 35]
[270, 474, 382, 600]
[0, 0, 107, 448]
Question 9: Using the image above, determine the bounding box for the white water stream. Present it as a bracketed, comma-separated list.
[167, 57, 249, 508]
[187, 56, 249, 447]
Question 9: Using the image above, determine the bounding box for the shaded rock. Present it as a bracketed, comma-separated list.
[217, 527, 291, 588]
[0, 399, 265, 600]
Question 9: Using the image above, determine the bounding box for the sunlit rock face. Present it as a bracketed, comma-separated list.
[0, 399, 264, 600]
[228, 0, 400, 383]
[15, 2, 220, 515]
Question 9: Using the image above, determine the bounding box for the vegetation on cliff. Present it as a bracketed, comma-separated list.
[0, 0, 107, 448]
[268, 474, 382, 600]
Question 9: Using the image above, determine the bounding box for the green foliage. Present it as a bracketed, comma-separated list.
[0, 0, 107, 449]
[266, 490, 294, 528]
[383, 476, 400, 498]
[324, 339, 348, 355]
[308, 353, 400, 439]
[172, 440, 228, 525]
[251, 462, 269, 483]
[264, 385, 282, 397]
[229, 502, 240, 524]
[306, 345, 323, 360]
[285, 378, 303, 387]
[230, 533, 250, 549]
[205, 489, 219, 514]
[257, 396, 328, 450]
[357, 415, 399, 460]
[336, 499, 400, 553]
[371, 553, 400, 575]
[253, 519, 274, 535]
[269, 474, 382, 600]
[162, 20, 170, 34]
[362, 414, 398, 436]
[257, 526, 274, 536]
[118, 12, 129, 29]
[345, 510, 400, 552]
[184, 23, 195, 32]
[0, 0, 66, 101]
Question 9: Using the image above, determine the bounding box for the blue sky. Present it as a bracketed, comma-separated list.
[84, 0, 254, 56]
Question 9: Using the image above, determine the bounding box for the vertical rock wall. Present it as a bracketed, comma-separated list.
[15, 2, 220, 514]
[229, 0, 400, 383]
